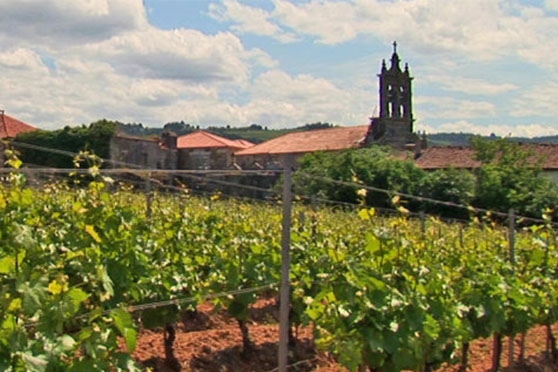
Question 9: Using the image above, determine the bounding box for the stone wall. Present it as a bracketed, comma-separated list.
[110, 136, 176, 169]
[177, 147, 235, 170]
[366, 118, 421, 150]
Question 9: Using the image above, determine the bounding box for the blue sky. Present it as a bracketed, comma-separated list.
[0, 0, 557, 137]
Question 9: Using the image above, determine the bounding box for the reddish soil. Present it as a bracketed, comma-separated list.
[133, 297, 558, 372]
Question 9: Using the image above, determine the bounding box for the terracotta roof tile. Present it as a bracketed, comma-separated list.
[235, 125, 369, 156]
[415, 144, 558, 170]
[525, 143, 558, 169]
[0, 113, 37, 138]
[177, 131, 254, 150]
[232, 139, 255, 148]
[415, 147, 479, 169]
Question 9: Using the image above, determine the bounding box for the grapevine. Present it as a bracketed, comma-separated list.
[0, 160, 556, 371]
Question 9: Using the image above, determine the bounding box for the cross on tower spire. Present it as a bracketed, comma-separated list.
[393, 41, 397, 54]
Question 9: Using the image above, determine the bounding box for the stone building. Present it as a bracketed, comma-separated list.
[176, 131, 253, 169]
[110, 130, 255, 170]
[366, 42, 422, 150]
[109, 132, 177, 169]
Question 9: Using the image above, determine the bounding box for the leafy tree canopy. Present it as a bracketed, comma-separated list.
[13, 119, 119, 168]
[295, 139, 558, 221]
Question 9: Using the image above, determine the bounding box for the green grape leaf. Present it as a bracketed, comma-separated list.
[0, 256, 15, 274]
[97, 265, 114, 301]
[365, 233, 381, 254]
[20, 279, 47, 315]
[20, 352, 48, 372]
[67, 288, 89, 314]
[111, 309, 137, 352]
[336, 338, 363, 371]
[0, 251, 25, 275]
[55, 335, 77, 353]
[363, 328, 384, 352]
[85, 225, 102, 243]
[114, 353, 142, 372]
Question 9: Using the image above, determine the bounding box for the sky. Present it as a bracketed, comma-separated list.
[0, 0, 557, 137]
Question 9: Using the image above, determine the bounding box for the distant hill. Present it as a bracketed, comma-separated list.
[425, 133, 475, 146]
[427, 132, 558, 147]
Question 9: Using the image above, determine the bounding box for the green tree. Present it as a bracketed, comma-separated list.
[294, 147, 426, 210]
[13, 119, 119, 168]
[471, 136, 558, 219]
[163, 121, 192, 135]
[420, 168, 476, 219]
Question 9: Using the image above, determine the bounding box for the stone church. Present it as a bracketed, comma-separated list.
[366, 42, 423, 150]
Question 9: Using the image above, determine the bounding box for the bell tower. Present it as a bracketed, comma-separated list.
[379, 42, 413, 124]
[367, 42, 420, 149]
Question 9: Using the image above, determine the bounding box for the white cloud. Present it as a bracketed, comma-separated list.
[146, 69, 369, 129]
[0, 0, 147, 47]
[0, 0, 281, 128]
[417, 96, 497, 119]
[129, 80, 181, 107]
[546, 0, 558, 11]
[209, 0, 298, 42]
[211, 0, 558, 70]
[510, 82, 558, 117]
[424, 76, 518, 95]
[245, 70, 357, 126]
[272, 0, 359, 44]
[0, 48, 49, 73]
[85, 26, 254, 83]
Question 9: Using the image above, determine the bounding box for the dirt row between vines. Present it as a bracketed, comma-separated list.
[132, 297, 558, 372]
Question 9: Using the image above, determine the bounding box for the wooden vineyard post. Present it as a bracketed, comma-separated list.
[311, 195, 317, 242]
[508, 209, 515, 268]
[508, 208, 516, 367]
[145, 174, 153, 219]
[278, 154, 293, 372]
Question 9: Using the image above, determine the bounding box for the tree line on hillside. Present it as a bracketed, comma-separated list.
[427, 132, 558, 146]
[295, 137, 558, 222]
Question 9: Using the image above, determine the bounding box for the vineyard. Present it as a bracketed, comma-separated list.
[0, 160, 557, 372]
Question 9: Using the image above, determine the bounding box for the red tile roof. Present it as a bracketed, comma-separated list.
[415, 144, 558, 170]
[177, 131, 254, 150]
[235, 125, 369, 156]
[415, 146, 479, 170]
[0, 113, 37, 138]
[232, 139, 255, 148]
[522, 143, 558, 169]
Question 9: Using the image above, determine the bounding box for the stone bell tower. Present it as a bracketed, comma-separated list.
[367, 42, 421, 150]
